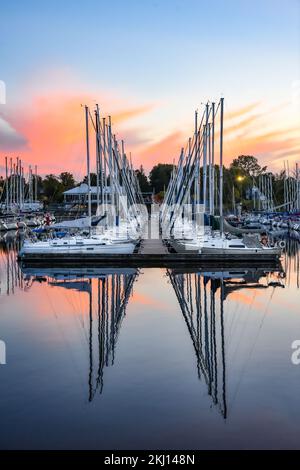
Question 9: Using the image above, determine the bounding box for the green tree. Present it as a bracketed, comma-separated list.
[82, 173, 97, 186]
[230, 155, 266, 176]
[273, 170, 285, 206]
[135, 165, 151, 192]
[149, 163, 174, 193]
[42, 174, 64, 202]
[59, 172, 76, 190]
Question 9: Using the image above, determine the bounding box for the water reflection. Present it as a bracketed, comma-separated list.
[282, 238, 300, 289]
[0, 233, 300, 448]
[167, 265, 285, 419]
[0, 236, 23, 296]
[24, 267, 138, 402]
[1, 238, 139, 402]
[0, 236, 299, 411]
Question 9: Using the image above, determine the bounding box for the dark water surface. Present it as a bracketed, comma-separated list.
[0, 235, 300, 450]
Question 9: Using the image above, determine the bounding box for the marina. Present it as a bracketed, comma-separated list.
[1, 0, 300, 456]
[10, 99, 288, 266]
[0, 234, 300, 449]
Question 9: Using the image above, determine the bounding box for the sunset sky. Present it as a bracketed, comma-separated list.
[0, 0, 299, 178]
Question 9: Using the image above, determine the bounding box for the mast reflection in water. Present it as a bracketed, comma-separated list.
[167, 266, 285, 419]
[1, 234, 300, 450]
[20, 265, 139, 402]
[0, 236, 23, 296]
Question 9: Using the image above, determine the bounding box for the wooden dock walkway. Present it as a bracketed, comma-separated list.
[139, 238, 168, 255]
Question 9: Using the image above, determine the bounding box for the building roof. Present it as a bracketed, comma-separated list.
[63, 183, 112, 195]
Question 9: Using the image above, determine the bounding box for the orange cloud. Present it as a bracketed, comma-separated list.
[226, 102, 261, 120]
[226, 288, 265, 311]
[112, 104, 154, 124]
[138, 131, 184, 168]
[2, 91, 153, 176]
[130, 291, 167, 309]
[1, 82, 298, 178]
[224, 131, 300, 168]
[224, 113, 262, 137]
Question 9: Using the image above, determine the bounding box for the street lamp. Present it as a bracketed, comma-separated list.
[236, 175, 245, 182]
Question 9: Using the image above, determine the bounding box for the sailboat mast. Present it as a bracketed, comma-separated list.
[5, 156, 8, 212]
[296, 163, 299, 211]
[97, 106, 103, 207]
[211, 102, 215, 216]
[194, 110, 199, 220]
[202, 104, 209, 212]
[108, 116, 114, 215]
[16, 157, 19, 209]
[35, 165, 38, 203]
[102, 118, 107, 212]
[9, 158, 12, 209]
[21, 166, 24, 209]
[95, 105, 101, 210]
[19, 159, 22, 210]
[219, 97, 224, 235]
[208, 122, 212, 215]
[85, 105, 92, 220]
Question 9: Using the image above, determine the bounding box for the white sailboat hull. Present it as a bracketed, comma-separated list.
[19, 238, 136, 256]
[200, 246, 281, 256]
[171, 235, 281, 258]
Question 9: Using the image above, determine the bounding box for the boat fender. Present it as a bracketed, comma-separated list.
[277, 240, 286, 249]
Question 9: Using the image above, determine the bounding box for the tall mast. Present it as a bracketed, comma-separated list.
[211, 102, 215, 216]
[85, 105, 92, 220]
[102, 117, 107, 215]
[202, 104, 209, 211]
[21, 166, 24, 209]
[95, 105, 101, 210]
[194, 110, 199, 221]
[29, 165, 33, 204]
[5, 156, 8, 212]
[9, 157, 12, 209]
[12, 163, 16, 204]
[121, 139, 127, 217]
[219, 97, 224, 235]
[188, 137, 191, 207]
[108, 116, 115, 220]
[97, 105, 103, 207]
[113, 133, 120, 227]
[208, 123, 212, 215]
[16, 157, 19, 208]
[35, 165, 38, 203]
[296, 163, 299, 211]
[19, 159, 22, 209]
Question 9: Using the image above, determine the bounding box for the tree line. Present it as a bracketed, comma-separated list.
[0, 155, 297, 210]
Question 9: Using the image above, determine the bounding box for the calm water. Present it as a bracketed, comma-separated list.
[0, 233, 300, 450]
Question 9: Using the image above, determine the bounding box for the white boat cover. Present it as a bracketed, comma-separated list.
[51, 217, 92, 229]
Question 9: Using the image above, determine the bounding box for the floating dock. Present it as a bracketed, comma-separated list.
[18, 238, 282, 268]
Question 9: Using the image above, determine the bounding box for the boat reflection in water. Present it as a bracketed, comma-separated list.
[0, 236, 23, 296]
[20, 265, 139, 402]
[0, 235, 294, 415]
[167, 265, 285, 419]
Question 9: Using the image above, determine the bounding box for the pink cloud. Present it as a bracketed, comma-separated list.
[1, 89, 154, 176]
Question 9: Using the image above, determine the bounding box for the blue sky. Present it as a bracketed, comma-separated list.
[0, 0, 299, 173]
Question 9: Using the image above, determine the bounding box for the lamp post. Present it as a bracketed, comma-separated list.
[236, 175, 245, 216]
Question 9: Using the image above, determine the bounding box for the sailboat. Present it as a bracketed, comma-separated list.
[161, 99, 282, 260]
[19, 105, 144, 258]
[19, 235, 136, 256]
